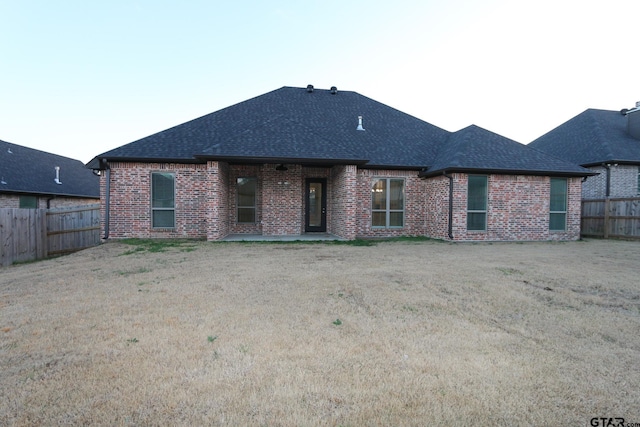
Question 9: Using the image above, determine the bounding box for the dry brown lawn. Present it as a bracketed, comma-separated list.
[1, 238, 639, 426]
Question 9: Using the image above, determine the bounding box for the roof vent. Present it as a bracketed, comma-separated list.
[54, 166, 62, 185]
[306, 84, 314, 93]
[330, 86, 338, 95]
[356, 116, 365, 131]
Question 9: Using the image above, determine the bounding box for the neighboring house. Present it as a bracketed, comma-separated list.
[529, 104, 640, 199]
[0, 139, 100, 209]
[87, 85, 593, 242]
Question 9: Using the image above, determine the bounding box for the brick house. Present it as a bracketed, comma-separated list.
[529, 104, 640, 199]
[0, 139, 99, 209]
[87, 86, 593, 242]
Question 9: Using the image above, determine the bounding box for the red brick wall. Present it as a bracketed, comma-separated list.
[102, 162, 212, 239]
[100, 162, 583, 242]
[425, 175, 451, 240]
[206, 161, 228, 240]
[330, 165, 357, 239]
[425, 173, 583, 241]
[261, 164, 303, 235]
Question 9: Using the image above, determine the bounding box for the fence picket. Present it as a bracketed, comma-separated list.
[581, 197, 640, 240]
[0, 205, 100, 266]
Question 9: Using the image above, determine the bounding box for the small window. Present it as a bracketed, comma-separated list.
[467, 175, 487, 231]
[550, 178, 567, 231]
[371, 178, 404, 228]
[237, 177, 257, 223]
[19, 196, 38, 209]
[151, 172, 175, 228]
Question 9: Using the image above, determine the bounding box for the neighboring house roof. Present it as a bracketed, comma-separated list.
[528, 108, 640, 167]
[87, 86, 593, 177]
[0, 139, 99, 198]
[419, 125, 593, 178]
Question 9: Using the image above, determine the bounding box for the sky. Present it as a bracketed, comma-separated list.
[1, 0, 638, 164]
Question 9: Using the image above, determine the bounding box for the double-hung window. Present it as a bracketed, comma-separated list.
[550, 178, 567, 231]
[237, 177, 257, 223]
[467, 175, 488, 231]
[371, 178, 404, 228]
[151, 172, 175, 228]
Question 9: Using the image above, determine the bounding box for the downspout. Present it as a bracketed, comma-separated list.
[46, 196, 55, 209]
[601, 163, 611, 197]
[443, 171, 454, 240]
[102, 162, 111, 240]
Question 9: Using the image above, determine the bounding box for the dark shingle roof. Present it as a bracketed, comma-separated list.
[0, 139, 99, 198]
[420, 125, 593, 177]
[88, 86, 450, 169]
[528, 108, 640, 166]
[87, 86, 593, 177]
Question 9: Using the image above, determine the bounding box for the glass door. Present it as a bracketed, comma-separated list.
[305, 179, 326, 232]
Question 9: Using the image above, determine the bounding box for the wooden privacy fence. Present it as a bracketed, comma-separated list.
[581, 197, 640, 239]
[0, 205, 101, 267]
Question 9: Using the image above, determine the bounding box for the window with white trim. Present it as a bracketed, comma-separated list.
[151, 172, 175, 228]
[371, 178, 404, 228]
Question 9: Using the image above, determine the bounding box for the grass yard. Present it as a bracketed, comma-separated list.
[1, 238, 639, 426]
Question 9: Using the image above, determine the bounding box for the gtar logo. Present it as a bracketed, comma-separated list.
[590, 418, 625, 427]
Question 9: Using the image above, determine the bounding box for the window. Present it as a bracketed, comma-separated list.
[550, 178, 567, 231]
[467, 175, 487, 231]
[371, 178, 404, 228]
[151, 172, 175, 228]
[237, 177, 257, 223]
[19, 196, 37, 209]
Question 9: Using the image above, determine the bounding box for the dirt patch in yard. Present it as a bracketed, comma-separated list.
[1, 239, 639, 425]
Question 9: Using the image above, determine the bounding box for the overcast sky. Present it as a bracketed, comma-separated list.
[1, 0, 638, 163]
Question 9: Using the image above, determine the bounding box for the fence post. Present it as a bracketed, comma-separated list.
[40, 208, 48, 259]
[603, 197, 610, 239]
